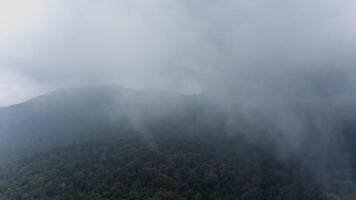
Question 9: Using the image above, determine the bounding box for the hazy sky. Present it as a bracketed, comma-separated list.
[1, 0, 355, 106]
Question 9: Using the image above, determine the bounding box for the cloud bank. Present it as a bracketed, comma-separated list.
[0, 0, 356, 106]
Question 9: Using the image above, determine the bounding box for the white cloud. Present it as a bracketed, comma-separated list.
[0, 0, 355, 105]
[0, 69, 46, 106]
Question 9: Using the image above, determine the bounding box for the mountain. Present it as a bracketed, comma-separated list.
[0, 85, 209, 164]
[0, 85, 355, 199]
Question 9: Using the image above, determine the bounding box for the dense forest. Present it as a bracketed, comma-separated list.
[0, 134, 324, 200]
[1, 132, 356, 200]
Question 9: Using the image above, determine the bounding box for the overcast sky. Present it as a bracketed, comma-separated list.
[0, 0, 355, 106]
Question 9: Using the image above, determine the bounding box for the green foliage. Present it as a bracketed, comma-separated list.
[0, 135, 328, 200]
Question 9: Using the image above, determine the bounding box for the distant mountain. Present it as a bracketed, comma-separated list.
[0, 85, 218, 164]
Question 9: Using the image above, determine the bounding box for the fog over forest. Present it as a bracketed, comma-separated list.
[0, 0, 356, 199]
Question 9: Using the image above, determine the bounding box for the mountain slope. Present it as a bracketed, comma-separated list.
[0, 85, 211, 164]
[0, 85, 355, 199]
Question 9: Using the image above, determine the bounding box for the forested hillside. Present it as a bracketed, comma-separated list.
[0, 86, 355, 199]
[1, 134, 327, 200]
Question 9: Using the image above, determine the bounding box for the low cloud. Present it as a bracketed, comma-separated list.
[0, 0, 355, 106]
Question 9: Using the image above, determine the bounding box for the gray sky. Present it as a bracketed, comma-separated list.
[0, 0, 356, 106]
